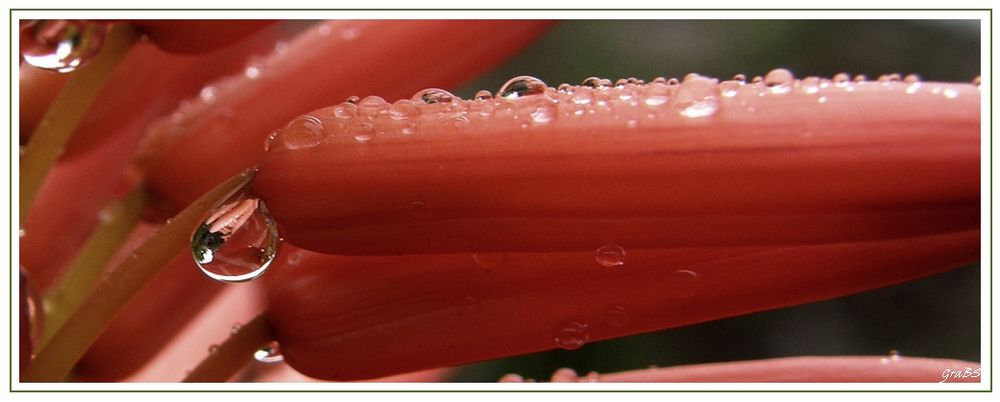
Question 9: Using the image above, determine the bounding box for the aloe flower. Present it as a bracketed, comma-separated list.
[16, 18, 981, 385]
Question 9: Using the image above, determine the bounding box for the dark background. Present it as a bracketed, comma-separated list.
[447, 20, 983, 382]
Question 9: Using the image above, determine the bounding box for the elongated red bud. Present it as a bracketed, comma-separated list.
[266, 230, 977, 380]
[256, 74, 979, 255]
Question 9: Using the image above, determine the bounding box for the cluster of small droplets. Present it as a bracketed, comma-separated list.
[263, 69, 971, 152]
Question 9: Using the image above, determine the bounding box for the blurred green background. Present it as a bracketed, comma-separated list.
[448, 20, 982, 382]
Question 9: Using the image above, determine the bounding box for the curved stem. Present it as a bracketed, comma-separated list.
[182, 313, 273, 382]
[19, 23, 137, 225]
[22, 169, 255, 382]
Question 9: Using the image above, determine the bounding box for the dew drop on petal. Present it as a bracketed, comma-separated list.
[595, 244, 626, 267]
[673, 76, 720, 118]
[230, 323, 243, 335]
[208, 344, 220, 355]
[531, 104, 555, 124]
[718, 80, 741, 97]
[764, 68, 794, 94]
[942, 88, 959, 99]
[21, 20, 107, 73]
[833, 73, 850, 86]
[554, 321, 589, 350]
[412, 88, 456, 104]
[254, 341, 284, 363]
[581, 76, 607, 88]
[474, 90, 494, 100]
[389, 99, 420, 120]
[191, 184, 281, 283]
[498, 75, 547, 99]
[732, 73, 747, 83]
[345, 95, 360, 104]
[643, 82, 671, 106]
[275, 115, 324, 150]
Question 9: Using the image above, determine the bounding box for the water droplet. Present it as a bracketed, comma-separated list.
[801, 77, 820, 94]
[498, 75, 547, 99]
[412, 88, 456, 104]
[388, 99, 420, 120]
[231, 323, 243, 335]
[208, 344, 220, 355]
[474, 90, 493, 100]
[263, 131, 278, 152]
[473, 253, 507, 270]
[583, 371, 600, 382]
[749, 76, 763, 84]
[943, 88, 959, 99]
[554, 321, 589, 350]
[357, 95, 388, 115]
[244, 57, 264, 79]
[21, 20, 107, 73]
[732, 73, 747, 82]
[614, 78, 629, 88]
[350, 122, 375, 142]
[581, 77, 608, 88]
[557, 83, 573, 93]
[571, 88, 594, 105]
[642, 82, 671, 106]
[499, 374, 525, 383]
[667, 270, 699, 298]
[718, 80, 741, 97]
[191, 185, 281, 283]
[666, 78, 680, 85]
[531, 104, 555, 124]
[833, 73, 850, 86]
[595, 244, 626, 267]
[818, 96, 828, 104]
[276, 115, 324, 150]
[904, 74, 921, 84]
[401, 122, 417, 135]
[604, 304, 629, 327]
[652, 77, 667, 84]
[673, 76, 720, 118]
[764, 68, 794, 94]
[626, 119, 638, 128]
[316, 25, 331, 36]
[254, 341, 283, 363]
[973, 76, 981, 86]
[888, 349, 901, 361]
[853, 74, 867, 83]
[345, 95, 360, 104]
[199, 86, 217, 104]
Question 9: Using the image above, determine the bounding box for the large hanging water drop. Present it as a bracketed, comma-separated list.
[21, 20, 108, 73]
[497, 75, 547, 99]
[191, 185, 281, 283]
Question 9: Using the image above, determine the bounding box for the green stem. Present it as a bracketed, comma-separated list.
[19, 23, 137, 225]
[39, 186, 147, 347]
[182, 313, 274, 382]
[22, 169, 256, 382]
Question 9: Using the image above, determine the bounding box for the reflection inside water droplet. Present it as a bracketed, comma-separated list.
[21, 20, 107, 73]
[255, 341, 284, 363]
[412, 88, 456, 104]
[498, 75, 547, 99]
[191, 184, 281, 283]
